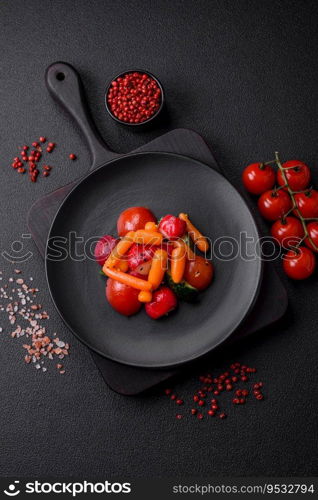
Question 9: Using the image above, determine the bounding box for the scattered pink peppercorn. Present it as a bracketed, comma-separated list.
[39, 136, 46, 143]
[69, 153, 76, 160]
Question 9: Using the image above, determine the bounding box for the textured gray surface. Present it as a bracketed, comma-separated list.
[0, 0, 318, 477]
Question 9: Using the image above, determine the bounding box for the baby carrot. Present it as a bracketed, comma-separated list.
[179, 213, 209, 253]
[104, 267, 152, 291]
[133, 230, 163, 246]
[171, 245, 186, 283]
[104, 231, 135, 269]
[116, 259, 129, 272]
[174, 238, 196, 260]
[148, 249, 168, 289]
[138, 290, 153, 303]
[144, 221, 158, 231]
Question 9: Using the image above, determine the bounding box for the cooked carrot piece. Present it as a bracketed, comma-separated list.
[144, 221, 158, 231]
[103, 267, 152, 291]
[179, 213, 209, 253]
[116, 259, 129, 272]
[104, 231, 135, 269]
[148, 249, 168, 289]
[138, 290, 153, 303]
[174, 238, 196, 260]
[133, 230, 163, 246]
[171, 245, 186, 283]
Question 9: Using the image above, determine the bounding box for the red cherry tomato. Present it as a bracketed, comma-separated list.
[106, 278, 142, 316]
[242, 162, 276, 195]
[277, 160, 311, 191]
[117, 206, 156, 237]
[258, 190, 292, 221]
[94, 235, 117, 266]
[283, 246, 316, 280]
[294, 190, 318, 219]
[184, 255, 214, 290]
[158, 215, 186, 239]
[270, 217, 304, 249]
[305, 221, 318, 252]
[145, 287, 178, 319]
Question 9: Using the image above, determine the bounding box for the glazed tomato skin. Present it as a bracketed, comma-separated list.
[242, 163, 276, 195]
[106, 278, 142, 316]
[127, 243, 156, 271]
[145, 287, 178, 319]
[294, 190, 318, 219]
[94, 235, 117, 266]
[117, 207, 156, 237]
[305, 222, 318, 252]
[258, 189, 292, 221]
[158, 215, 186, 239]
[283, 247, 316, 280]
[270, 217, 304, 249]
[184, 255, 214, 290]
[277, 160, 311, 191]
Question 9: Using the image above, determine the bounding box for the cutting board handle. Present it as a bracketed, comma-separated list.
[45, 62, 118, 168]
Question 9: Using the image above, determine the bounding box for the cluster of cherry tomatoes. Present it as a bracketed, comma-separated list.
[94, 206, 214, 318]
[242, 157, 318, 280]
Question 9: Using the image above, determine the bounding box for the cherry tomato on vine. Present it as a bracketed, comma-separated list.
[305, 221, 318, 252]
[258, 189, 292, 221]
[184, 255, 214, 290]
[283, 246, 316, 280]
[117, 206, 156, 237]
[277, 160, 311, 191]
[294, 190, 318, 219]
[270, 216, 304, 249]
[242, 162, 276, 195]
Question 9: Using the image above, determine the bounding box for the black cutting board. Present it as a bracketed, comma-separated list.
[28, 127, 288, 394]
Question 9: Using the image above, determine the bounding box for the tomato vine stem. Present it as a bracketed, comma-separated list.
[274, 151, 318, 251]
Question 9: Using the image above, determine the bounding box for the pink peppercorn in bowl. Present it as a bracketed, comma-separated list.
[105, 70, 164, 127]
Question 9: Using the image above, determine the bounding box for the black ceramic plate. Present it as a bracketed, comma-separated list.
[46, 151, 262, 368]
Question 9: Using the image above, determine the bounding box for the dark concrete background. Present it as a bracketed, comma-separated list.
[0, 0, 317, 477]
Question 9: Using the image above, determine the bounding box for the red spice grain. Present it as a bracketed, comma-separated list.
[107, 71, 162, 124]
[0, 269, 70, 373]
[176, 414, 183, 420]
[69, 154, 76, 160]
[191, 409, 197, 415]
[39, 136, 46, 143]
